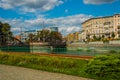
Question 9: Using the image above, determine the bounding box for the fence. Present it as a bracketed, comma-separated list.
[0, 44, 120, 56]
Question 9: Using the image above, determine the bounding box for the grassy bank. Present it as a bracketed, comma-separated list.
[0, 52, 92, 78]
[1, 52, 119, 80]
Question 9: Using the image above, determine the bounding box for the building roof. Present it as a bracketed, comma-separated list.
[81, 14, 119, 24]
[24, 30, 36, 33]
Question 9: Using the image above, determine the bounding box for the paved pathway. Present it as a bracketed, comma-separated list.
[0, 64, 92, 80]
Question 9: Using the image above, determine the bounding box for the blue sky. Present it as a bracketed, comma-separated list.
[0, 0, 120, 35]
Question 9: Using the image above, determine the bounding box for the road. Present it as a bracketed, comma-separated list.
[0, 64, 92, 80]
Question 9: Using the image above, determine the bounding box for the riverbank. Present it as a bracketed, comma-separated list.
[6, 52, 93, 60]
[0, 52, 94, 79]
[1, 52, 119, 79]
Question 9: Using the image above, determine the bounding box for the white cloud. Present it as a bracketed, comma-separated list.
[65, 9, 68, 13]
[0, 14, 93, 35]
[0, 0, 63, 12]
[83, 0, 117, 4]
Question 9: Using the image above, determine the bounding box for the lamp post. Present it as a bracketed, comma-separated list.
[42, 21, 45, 42]
[20, 27, 22, 42]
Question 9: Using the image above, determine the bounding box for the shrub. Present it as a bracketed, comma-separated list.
[86, 49, 92, 52]
[109, 50, 117, 53]
[85, 54, 120, 79]
[77, 48, 83, 51]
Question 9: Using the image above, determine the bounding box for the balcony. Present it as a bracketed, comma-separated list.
[118, 31, 120, 34]
[117, 26, 120, 29]
[103, 22, 111, 25]
[118, 29, 120, 31]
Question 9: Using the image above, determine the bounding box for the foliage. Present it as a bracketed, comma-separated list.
[86, 49, 92, 52]
[0, 52, 89, 78]
[28, 33, 34, 42]
[27, 30, 62, 43]
[0, 22, 13, 46]
[111, 32, 115, 39]
[77, 48, 83, 51]
[102, 35, 105, 39]
[86, 35, 90, 42]
[109, 50, 117, 53]
[48, 31, 62, 44]
[85, 54, 120, 80]
[102, 39, 109, 43]
[93, 35, 97, 41]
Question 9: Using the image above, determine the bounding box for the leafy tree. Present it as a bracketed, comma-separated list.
[36, 30, 62, 44]
[111, 32, 115, 39]
[97, 36, 102, 41]
[48, 31, 62, 44]
[28, 33, 34, 42]
[102, 35, 105, 39]
[37, 30, 50, 42]
[93, 35, 97, 41]
[0, 22, 12, 46]
[86, 34, 90, 42]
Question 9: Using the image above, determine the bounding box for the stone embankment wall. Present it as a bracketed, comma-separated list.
[68, 40, 120, 45]
[67, 40, 120, 50]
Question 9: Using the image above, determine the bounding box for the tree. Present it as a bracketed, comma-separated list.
[28, 33, 34, 42]
[48, 31, 62, 44]
[37, 30, 50, 42]
[36, 30, 62, 44]
[97, 36, 102, 41]
[102, 35, 105, 39]
[93, 35, 97, 41]
[0, 22, 12, 46]
[86, 34, 90, 42]
[111, 32, 115, 40]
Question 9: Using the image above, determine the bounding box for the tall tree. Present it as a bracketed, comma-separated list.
[0, 22, 12, 46]
[28, 33, 34, 42]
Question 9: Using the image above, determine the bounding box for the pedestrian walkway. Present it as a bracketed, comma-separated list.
[0, 64, 92, 80]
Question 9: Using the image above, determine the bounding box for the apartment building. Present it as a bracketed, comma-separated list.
[67, 33, 74, 42]
[21, 30, 37, 42]
[20, 27, 59, 42]
[81, 14, 120, 41]
[78, 30, 86, 41]
[66, 32, 80, 42]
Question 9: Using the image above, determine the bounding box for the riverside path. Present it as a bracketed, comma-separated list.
[0, 64, 93, 80]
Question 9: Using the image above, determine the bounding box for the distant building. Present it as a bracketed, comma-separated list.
[67, 33, 73, 42]
[66, 31, 80, 42]
[20, 27, 59, 42]
[14, 35, 21, 41]
[49, 27, 58, 32]
[80, 14, 120, 41]
[78, 30, 86, 42]
[21, 30, 37, 42]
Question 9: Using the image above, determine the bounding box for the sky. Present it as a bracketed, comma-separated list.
[0, 0, 120, 35]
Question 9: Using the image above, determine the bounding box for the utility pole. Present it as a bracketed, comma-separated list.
[42, 21, 45, 42]
[20, 27, 22, 41]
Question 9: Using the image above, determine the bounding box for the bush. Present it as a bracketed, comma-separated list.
[86, 49, 92, 52]
[85, 54, 120, 79]
[77, 48, 83, 51]
[109, 50, 117, 53]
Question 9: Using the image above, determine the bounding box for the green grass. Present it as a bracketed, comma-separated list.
[1, 52, 119, 80]
[0, 52, 93, 79]
[85, 54, 120, 80]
